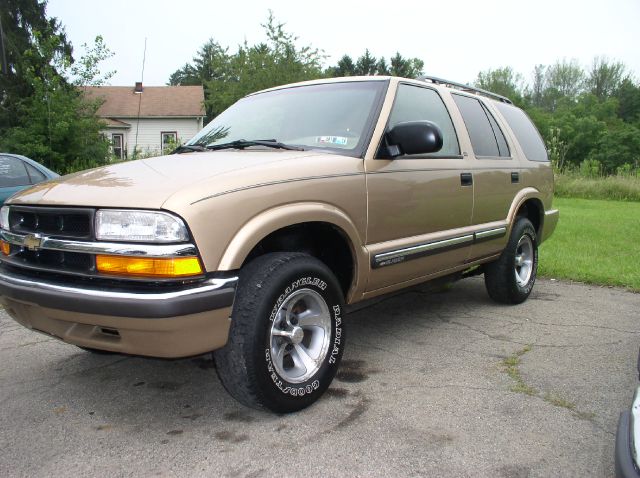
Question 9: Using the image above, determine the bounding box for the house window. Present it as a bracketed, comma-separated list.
[112, 134, 124, 160]
[161, 131, 178, 152]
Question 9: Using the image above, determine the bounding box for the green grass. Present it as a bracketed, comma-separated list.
[555, 173, 640, 201]
[538, 197, 640, 291]
[502, 345, 536, 396]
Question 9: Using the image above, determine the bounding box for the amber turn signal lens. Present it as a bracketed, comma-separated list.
[1, 240, 10, 256]
[96, 255, 203, 278]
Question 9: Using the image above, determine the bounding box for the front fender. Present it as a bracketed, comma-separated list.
[216, 202, 368, 301]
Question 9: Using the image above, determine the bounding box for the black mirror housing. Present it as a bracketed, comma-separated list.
[385, 121, 444, 158]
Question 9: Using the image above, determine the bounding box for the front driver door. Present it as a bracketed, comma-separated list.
[365, 83, 474, 293]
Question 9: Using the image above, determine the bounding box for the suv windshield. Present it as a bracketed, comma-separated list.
[187, 81, 388, 157]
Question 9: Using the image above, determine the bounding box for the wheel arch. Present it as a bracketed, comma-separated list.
[507, 188, 545, 239]
[217, 203, 366, 301]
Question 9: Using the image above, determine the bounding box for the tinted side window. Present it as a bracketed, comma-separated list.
[388, 84, 460, 156]
[0, 156, 31, 188]
[452, 94, 503, 157]
[25, 163, 47, 183]
[496, 102, 549, 162]
[483, 104, 510, 157]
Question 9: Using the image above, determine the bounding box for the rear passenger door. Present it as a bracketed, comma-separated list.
[451, 94, 520, 259]
[365, 83, 474, 292]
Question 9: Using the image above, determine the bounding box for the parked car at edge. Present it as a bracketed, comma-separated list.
[615, 350, 640, 477]
[0, 154, 58, 206]
[0, 76, 558, 412]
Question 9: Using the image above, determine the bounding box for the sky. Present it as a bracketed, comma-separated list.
[46, 0, 640, 88]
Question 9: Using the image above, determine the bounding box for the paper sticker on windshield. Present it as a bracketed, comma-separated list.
[316, 136, 348, 146]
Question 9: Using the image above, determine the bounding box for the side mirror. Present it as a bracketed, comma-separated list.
[385, 121, 444, 158]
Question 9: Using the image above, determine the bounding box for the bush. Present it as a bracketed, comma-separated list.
[579, 159, 602, 178]
[555, 172, 640, 201]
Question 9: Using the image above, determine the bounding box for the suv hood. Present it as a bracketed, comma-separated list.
[7, 150, 327, 209]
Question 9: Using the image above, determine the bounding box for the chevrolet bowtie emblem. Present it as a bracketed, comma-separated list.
[23, 234, 43, 251]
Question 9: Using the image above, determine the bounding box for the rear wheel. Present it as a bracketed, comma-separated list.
[214, 252, 345, 413]
[484, 217, 538, 304]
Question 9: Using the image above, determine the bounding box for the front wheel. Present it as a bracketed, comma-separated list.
[484, 217, 538, 304]
[214, 253, 345, 413]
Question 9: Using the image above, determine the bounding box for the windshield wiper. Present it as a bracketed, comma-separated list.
[205, 139, 305, 151]
[171, 144, 208, 154]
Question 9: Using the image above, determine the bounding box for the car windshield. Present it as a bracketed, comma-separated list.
[187, 81, 388, 156]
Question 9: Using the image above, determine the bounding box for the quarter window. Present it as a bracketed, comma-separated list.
[495, 102, 549, 162]
[0, 156, 31, 188]
[452, 94, 510, 158]
[24, 163, 47, 183]
[387, 84, 460, 156]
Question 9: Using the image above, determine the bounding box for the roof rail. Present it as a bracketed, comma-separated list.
[417, 75, 513, 104]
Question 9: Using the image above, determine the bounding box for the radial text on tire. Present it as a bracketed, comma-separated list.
[214, 252, 345, 413]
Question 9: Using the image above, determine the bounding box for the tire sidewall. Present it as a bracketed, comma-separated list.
[510, 219, 538, 297]
[251, 259, 344, 411]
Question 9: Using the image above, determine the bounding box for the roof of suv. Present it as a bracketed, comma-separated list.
[249, 75, 512, 105]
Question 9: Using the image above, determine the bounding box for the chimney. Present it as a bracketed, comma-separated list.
[134, 82, 143, 94]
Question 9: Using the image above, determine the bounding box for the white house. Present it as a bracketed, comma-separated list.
[84, 83, 206, 159]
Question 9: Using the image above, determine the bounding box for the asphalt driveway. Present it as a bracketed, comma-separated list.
[1, 277, 638, 477]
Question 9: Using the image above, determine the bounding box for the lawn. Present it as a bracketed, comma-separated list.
[538, 197, 640, 291]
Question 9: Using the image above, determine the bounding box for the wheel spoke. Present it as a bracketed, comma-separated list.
[291, 344, 318, 375]
[296, 309, 324, 328]
[271, 329, 294, 339]
[268, 288, 332, 383]
[274, 343, 288, 368]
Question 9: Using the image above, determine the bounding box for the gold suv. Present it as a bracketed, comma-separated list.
[0, 76, 558, 412]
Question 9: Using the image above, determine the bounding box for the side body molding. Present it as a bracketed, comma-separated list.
[217, 202, 368, 302]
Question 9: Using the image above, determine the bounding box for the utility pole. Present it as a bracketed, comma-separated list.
[0, 15, 8, 75]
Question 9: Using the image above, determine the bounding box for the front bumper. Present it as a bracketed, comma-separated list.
[615, 388, 640, 478]
[0, 267, 238, 357]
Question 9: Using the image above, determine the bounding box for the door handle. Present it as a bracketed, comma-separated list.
[511, 172, 520, 183]
[460, 172, 473, 186]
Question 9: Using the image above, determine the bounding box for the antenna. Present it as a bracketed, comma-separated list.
[134, 37, 147, 157]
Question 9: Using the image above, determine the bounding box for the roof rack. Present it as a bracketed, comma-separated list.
[417, 75, 513, 104]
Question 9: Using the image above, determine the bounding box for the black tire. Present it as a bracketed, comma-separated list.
[484, 217, 538, 304]
[214, 252, 345, 413]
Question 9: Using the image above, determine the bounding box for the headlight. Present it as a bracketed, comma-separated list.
[95, 210, 189, 243]
[1, 206, 9, 230]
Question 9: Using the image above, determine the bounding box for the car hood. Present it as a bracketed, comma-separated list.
[7, 150, 338, 209]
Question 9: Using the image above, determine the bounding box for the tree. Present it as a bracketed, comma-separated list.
[389, 52, 424, 78]
[475, 66, 524, 104]
[354, 49, 377, 76]
[326, 51, 424, 78]
[543, 59, 585, 109]
[0, 0, 73, 131]
[325, 54, 356, 77]
[0, 1, 112, 173]
[197, 12, 324, 119]
[615, 78, 640, 123]
[69, 35, 115, 87]
[529, 64, 546, 107]
[376, 57, 389, 75]
[586, 56, 627, 99]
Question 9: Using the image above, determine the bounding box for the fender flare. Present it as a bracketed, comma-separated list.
[217, 202, 367, 298]
[506, 187, 545, 234]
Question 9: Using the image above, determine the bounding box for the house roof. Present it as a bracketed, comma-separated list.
[102, 118, 131, 128]
[83, 85, 205, 118]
